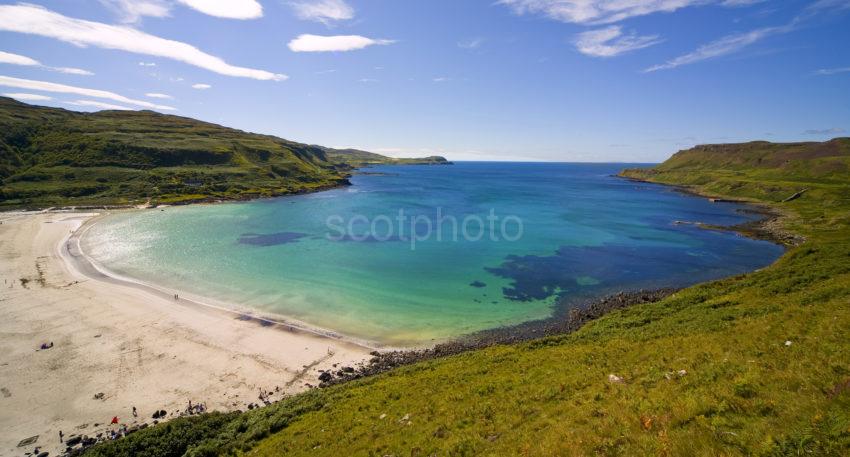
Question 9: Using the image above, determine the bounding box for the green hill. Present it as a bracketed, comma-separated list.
[83, 139, 850, 456]
[319, 147, 451, 167]
[0, 97, 446, 208]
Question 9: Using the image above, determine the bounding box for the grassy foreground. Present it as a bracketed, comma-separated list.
[86, 139, 850, 456]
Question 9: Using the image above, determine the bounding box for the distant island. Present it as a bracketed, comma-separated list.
[0, 97, 449, 209]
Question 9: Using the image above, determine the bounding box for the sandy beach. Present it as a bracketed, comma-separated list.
[0, 211, 372, 456]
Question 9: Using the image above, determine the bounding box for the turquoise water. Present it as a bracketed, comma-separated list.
[81, 163, 784, 346]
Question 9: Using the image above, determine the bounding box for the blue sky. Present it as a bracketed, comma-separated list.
[0, 0, 848, 162]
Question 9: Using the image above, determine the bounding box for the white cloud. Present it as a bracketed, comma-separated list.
[145, 92, 173, 99]
[498, 0, 705, 25]
[357, 78, 379, 83]
[0, 75, 176, 110]
[290, 0, 354, 24]
[0, 50, 40, 66]
[644, 25, 789, 71]
[288, 34, 395, 52]
[139, 61, 157, 67]
[432, 77, 451, 82]
[0, 4, 286, 81]
[176, 0, 263, 19]
[0, 50, 94, 75]
[66, 99, 133, 110]
[192, 83, 211, 89]
[54, 67, 94, 75]
[574, 26, 661, 57]
[3, 92, 52, 101]
[99, 0, 171, 24]
[814, 66, 850, 75]
[101, 0, 262, 22]
[458, 37, 484, 50]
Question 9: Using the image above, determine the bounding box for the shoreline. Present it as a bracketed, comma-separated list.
[0, 210, 372, 457]
[69, 211, 386, 351]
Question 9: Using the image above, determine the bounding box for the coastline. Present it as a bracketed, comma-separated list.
[0, 210, 372, 457]
[1, 172, 796, 455]
[315, 175, 795, 386]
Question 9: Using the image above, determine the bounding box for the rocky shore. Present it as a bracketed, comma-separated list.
[318, 288, 678, 387]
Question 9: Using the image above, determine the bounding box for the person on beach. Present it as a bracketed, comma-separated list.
[132, 406, 137, 417]
[59, 430, 63, 443]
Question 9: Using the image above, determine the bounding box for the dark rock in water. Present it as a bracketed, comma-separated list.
[469, 280, 486, 288]
[318, 371, 333, 382]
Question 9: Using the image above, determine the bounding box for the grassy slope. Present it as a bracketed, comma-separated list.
[86, 140, 850, 457]
[0, 98, 445, 208]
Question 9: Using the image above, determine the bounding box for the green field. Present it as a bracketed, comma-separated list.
[78, 138, 850, 456]
[0, 97, 447, 209]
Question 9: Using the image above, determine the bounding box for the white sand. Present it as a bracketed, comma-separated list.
[0, 211, 372, 456]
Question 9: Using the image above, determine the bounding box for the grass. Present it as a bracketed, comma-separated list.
[0, 97, 447, 209]
[84, 139, 850, 456]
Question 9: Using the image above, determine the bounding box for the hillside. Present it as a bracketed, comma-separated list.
[319, 147, 450, 167]
[80, 139, 850, 456]
[0, 97, 447, 208]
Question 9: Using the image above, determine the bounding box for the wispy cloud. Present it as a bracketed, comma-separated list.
[290, 0, 354, 24]
[807, 0, 850, 13]
[803, 127, 846, 135]
[66, 99, 133, 110]
[721, 0, 767, 6]
[497, 0, 705, 25]
[99, 0, 171, 24]
[432, 77, 451, 82]
[644, 25, 791, 71]
[0, 75, 176, 110]
[177, 0, 263, 19]
[0, 50, 93, 75]
[3, 92, 52, 101]
[358, 78, 379, 83]
[814, 66, 850, 75]
[0, 50, 39, 66]
[0, 4, 285, 81]
[288, 34, 395, 52]
[145, 92, 173, 99]
[458, 37, 484, 50]
[100, 0, 262, 22]
[574, 26, 661, 57]
[54, 67, 94, 75]
[139, 61, 157, 67]
[191, 83, 211, 89]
